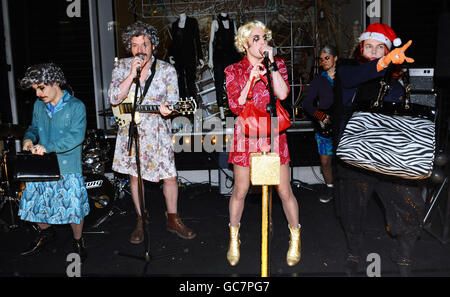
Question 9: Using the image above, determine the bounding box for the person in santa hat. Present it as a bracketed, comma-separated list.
[333, 22, 423, 277]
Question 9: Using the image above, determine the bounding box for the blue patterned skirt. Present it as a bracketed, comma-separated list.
[18, 173, 90, 224]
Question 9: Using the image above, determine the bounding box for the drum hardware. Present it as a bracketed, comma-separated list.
[0, 152, 22, 232]
[82, 129, 114, 175]
[82, 230, 109, 234]
[83, 172, 128, 230]
[0, 195, 20, 232]
[0, 124, 25, 139]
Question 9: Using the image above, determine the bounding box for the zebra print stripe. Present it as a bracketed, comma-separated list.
[336, 111, 435, 180]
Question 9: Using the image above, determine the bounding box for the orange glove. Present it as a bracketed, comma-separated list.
[377, 40, 415, 72]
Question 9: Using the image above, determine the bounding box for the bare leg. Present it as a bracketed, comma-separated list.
[228, 164, 251, 226]
[130, 175, 145, 216]
[70, 220, 84, 240]
[37, 223, 51, 230]
[163, 177, 178, 213]
[276, 164, 299, 227]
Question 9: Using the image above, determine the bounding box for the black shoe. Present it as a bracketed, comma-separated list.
[73, 237, 87, 263]
[397, 262, 412, 277]
[319, 187, 334, 203]
[20, 226, 56, 257]
[344, 254, 360, 277]
[390, 248, 413, 277]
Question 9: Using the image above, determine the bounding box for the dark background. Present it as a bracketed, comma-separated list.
[0, 0, 448, 130]
[0, 0, 95, 128]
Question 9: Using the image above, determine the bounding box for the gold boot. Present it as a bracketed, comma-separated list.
[286, 224, 301, 266]
[227, 223, 241, 266]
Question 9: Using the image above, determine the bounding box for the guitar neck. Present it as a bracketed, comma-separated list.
[137, 104, 168, 113]
[119, 103, 174, 114]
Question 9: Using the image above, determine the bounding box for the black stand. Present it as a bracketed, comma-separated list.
[0, 144, 20, 232]
[115, 68, 153, 273]
[290, 167, 314, 191]
[116, 67, 181, 275]
[423, 176, 450, 244]
[262, 55, 278, 275]
[263, 56, 277, 153]
[264, 58, 313, 192]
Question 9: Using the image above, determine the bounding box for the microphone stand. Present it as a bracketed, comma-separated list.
[116, 67, 153, 273]
[117, 63, 181, 275]
[263, 55, 277, 153]
[262, 54, 277, 275]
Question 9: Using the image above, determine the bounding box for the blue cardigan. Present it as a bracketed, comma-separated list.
[23, 91, 86, 174]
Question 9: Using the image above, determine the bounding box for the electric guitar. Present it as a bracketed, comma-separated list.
[316, 118, 333, 138]
[112, 96, 196, 127]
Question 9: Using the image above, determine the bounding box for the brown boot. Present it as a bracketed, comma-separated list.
[166, 212, 196, 239]
[129, 216, 144, 244]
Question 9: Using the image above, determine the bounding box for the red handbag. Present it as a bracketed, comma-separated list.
[239, 99, 291, 137]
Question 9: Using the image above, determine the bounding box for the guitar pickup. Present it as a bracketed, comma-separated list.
[119, 103, 133, 114]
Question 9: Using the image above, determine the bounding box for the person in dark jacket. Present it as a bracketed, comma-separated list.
[334, 23, 422, 277]
[303, 45, 338, 203]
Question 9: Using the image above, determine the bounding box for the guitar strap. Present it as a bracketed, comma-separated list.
[139, 59, 158, 104]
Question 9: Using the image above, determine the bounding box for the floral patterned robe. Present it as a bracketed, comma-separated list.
[108, 57, 178, 182]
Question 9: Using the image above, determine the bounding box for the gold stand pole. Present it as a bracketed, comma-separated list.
[250, 152, 280, 277]
[261, 185, 269, 277]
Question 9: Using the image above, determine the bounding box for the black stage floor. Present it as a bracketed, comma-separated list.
[1, 180, 450, 279]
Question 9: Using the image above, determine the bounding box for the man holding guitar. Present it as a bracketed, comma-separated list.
[303, 45, 338, 203]
[108, 21, 196, 244]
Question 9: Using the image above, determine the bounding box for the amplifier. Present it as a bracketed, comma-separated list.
[410, 92, 437, 108]
[408, 68, 435, 92]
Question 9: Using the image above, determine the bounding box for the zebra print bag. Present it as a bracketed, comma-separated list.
[336, 111, 435, 180]
[336, 65, 435, 180]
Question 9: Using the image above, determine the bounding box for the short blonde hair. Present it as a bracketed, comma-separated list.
[234, 20, 272, 53]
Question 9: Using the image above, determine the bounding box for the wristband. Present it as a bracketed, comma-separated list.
[269, 62, 279, 72]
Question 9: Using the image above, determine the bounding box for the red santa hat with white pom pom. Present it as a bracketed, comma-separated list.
[359, 22, 402, 49]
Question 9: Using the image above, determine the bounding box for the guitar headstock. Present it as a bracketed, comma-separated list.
[172, 97, 197, 115]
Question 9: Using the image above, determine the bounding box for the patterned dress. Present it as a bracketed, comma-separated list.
[18, 91, 89, 224]
[225, 56, 291, 167]
[108, 57, 178, 182]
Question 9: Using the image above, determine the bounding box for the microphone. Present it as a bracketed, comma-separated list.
[136, 53, 145, 76]
[263, 48, 277, 58]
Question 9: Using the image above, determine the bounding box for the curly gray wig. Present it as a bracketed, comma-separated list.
[19, 63, 67, 89]
[320, 45, 338, 57]
[121, 21, 159, 53]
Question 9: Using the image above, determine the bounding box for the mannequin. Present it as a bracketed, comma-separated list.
[208, 13, 240, 119]
[169, 13, 204, 98]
